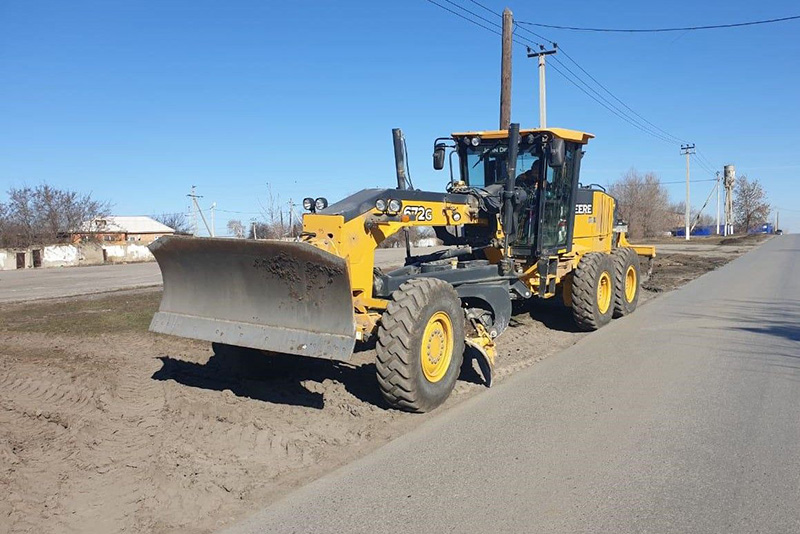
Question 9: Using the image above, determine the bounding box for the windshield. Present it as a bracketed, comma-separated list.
[464, 143, 540, 188]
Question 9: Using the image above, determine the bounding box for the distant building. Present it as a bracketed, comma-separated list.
[74, 216, 175, 244]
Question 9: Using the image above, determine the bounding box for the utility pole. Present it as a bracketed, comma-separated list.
[527, 45, 558, 128]
[188, 187, 212, 236]
[716, 171, 721, 235]
[499, 8, 513, 130]
[680, 144, 695, 241]
[251, 218, 258, 240]
[210, 202, 216, 237]
[187, 185, 201, 236]
[723, 165, 735, 236]
[776, 210, 779, 233]
[288, 198, 295, 238]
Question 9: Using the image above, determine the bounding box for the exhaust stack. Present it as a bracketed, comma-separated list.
[392, 128, 408, 190]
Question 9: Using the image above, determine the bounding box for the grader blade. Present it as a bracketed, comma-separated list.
[148, 236, 356, 360]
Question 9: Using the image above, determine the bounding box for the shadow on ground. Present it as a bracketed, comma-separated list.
[679, 298, 800, 348]
[152, 343, 384, 409]
[152, 341, 491, 409]
[512, 298, 581, 333]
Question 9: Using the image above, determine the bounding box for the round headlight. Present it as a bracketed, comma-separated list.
[470, 136, 481, 147]
[302, 197, 314, 211]
[375, 198, 387, 212]
[388, 199, 402, 213]
[315, 197, 328, 211]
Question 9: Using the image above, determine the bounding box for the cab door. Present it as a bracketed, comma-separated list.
[537, 142, 581, 256]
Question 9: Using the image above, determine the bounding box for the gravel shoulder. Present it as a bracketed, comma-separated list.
[0, 242, 766, 534]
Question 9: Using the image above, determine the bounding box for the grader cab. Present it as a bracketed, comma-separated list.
[149, 124, 654, 412]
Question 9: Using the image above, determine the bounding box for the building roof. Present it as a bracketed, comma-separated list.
[80, 216, 175, 234]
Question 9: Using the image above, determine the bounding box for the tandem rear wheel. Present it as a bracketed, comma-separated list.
[571, 252, 617, 331]
[612, 247, 641, 317]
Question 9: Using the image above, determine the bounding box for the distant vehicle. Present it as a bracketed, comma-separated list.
[776, 229, 784, 235]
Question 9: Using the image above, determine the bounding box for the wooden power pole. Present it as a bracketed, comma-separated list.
[499, 8, 513, 130]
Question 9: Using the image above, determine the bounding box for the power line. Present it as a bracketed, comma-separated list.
[695, 148, 719, 172]
[510, 23, 687, 145]
[438, 0, 500, 32]
[463, 0, 498, 17]
[547, 62, 677, 144]
[555, 48, 685, 144]
[422, 0, 502, 37]
[660, 178, 715, 185]
[425, 1, 687, 146]
[516, 15, 800, 33]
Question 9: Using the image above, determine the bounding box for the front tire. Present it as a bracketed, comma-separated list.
[376, 278, 465, 413]
[571, 253, 616, 331]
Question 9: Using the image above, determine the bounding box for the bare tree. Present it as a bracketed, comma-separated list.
[226, 219, 245, 238]
[248, 221, 279, 240]
[734, 175, 770, 233]
[0, 184, 111, 247]
[153, 212, 191, 234]
[609, 169, 672, 239]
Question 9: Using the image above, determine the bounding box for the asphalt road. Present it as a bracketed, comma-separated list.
[227, 234, 799, 534]
[0, 262, 163, 303]
[0, 246, 444, 303]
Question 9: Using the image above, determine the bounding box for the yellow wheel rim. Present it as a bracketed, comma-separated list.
[597, 271, 612, 314]
[420, 311, 454, 383]
[625, 265, 637, 303]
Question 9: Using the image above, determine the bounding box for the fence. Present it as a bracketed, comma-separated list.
[0, 242, 155, 271]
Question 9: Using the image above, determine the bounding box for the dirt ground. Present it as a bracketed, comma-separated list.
[0, 245, 763, 534]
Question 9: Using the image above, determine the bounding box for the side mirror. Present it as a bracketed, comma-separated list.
[548, 137, 565, 168]
[433, 143, 446, 170]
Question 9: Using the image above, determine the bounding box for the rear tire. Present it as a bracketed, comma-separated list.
[612, 247, 640, 317]
[571, 252, 616, 331]
[376, 278, 465, 413]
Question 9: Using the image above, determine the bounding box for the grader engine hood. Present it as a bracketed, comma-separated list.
[148, 235, 357, 360]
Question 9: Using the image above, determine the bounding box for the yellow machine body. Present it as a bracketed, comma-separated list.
[148, 125, 655, 410]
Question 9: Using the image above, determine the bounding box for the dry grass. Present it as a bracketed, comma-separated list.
[0, 290, 161, 335]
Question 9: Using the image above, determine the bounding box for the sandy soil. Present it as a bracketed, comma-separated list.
[0, 249, 755, 534]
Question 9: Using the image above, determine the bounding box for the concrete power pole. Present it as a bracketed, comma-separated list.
[680, 144, 696, 241]
[716, 171, 721, 235]
[187, 186, 212, 236]
[724, 165, 735, 235]
[527, 45, 558, 128]
[187, 185, 201, 236]
[499, 8, 513, 130]
[288, 198, 295, 238]
[210, 202, 216, 237]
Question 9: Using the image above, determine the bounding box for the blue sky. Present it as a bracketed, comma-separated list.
[1, 0, 798, 234]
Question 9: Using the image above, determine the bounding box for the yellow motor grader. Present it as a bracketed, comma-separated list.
[149, 123, 654, 412]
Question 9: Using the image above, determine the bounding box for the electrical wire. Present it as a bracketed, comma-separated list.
[660, 178, 716, 185]
[695, 149, 720, 173]
[516, 15, 800, 33]
[424, 0, 688, 147]
[422, 0, 502, 37]
[510, 23, 687, 145]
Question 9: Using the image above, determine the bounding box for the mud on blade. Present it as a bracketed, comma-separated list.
[148, 236, 356, 360]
